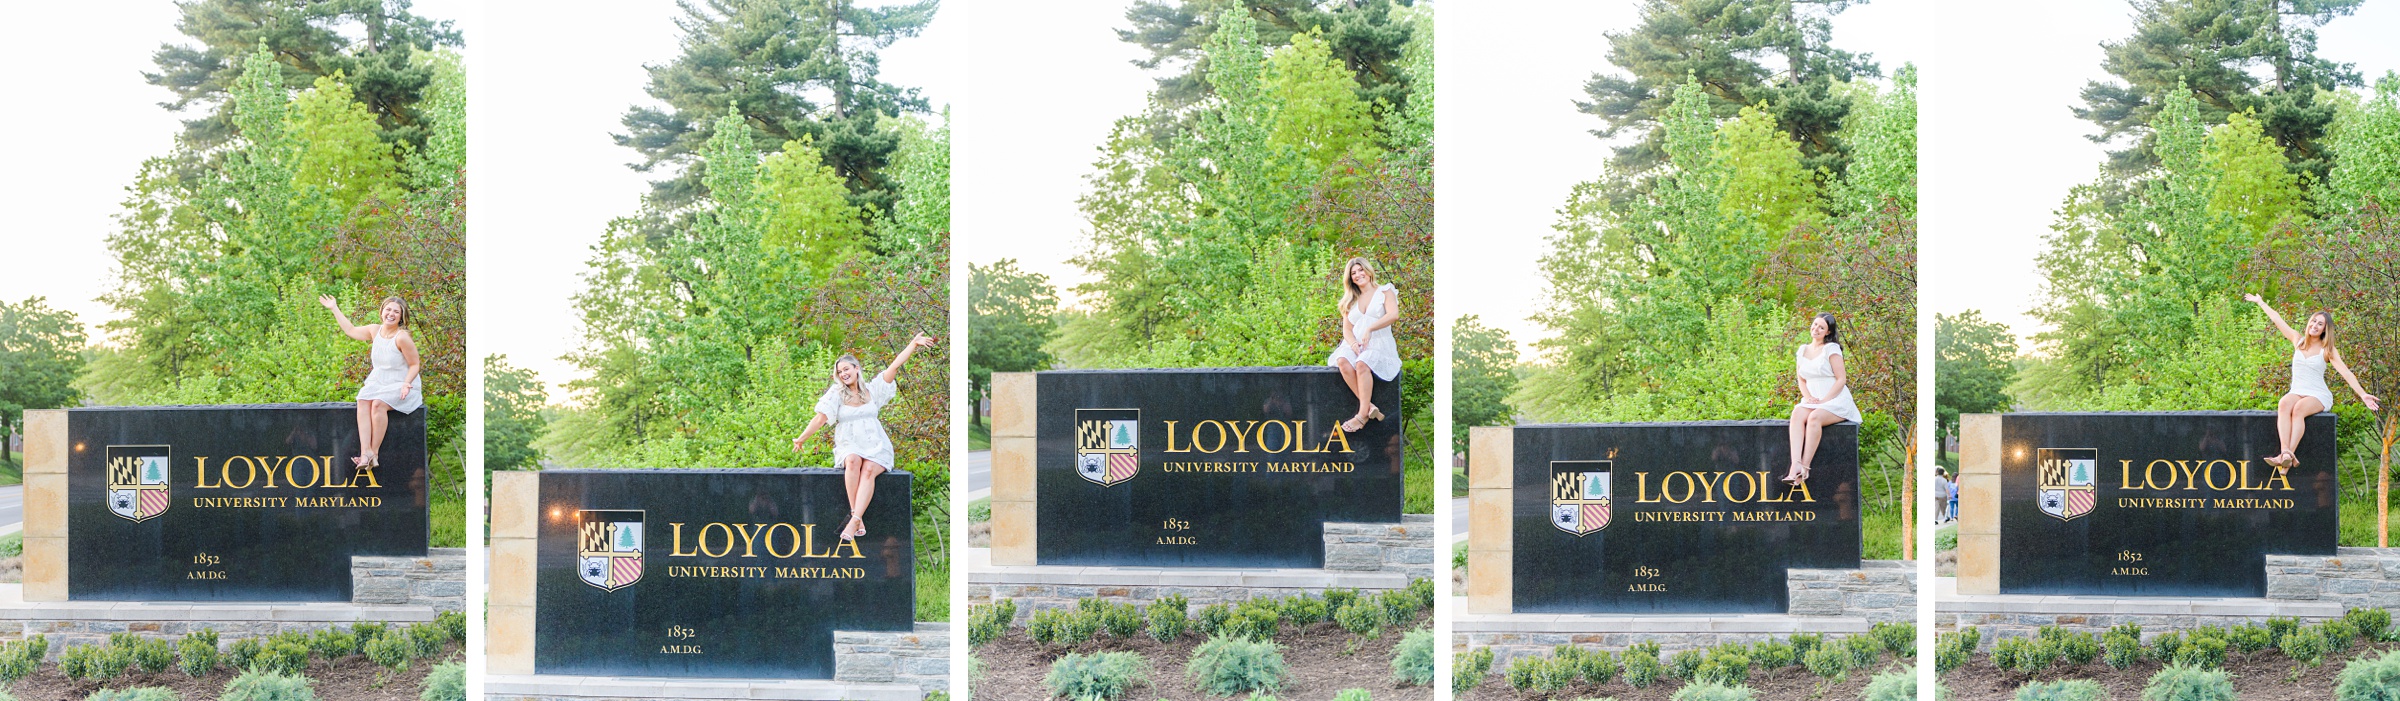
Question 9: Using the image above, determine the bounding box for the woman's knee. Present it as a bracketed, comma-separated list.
[861, 460, 888, 477]
[1789, 405, 1811, 421]
[1810, 409, 1844, 426]
[368, 399, 391, 413]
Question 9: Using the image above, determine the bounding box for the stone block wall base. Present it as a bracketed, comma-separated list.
[1787, 561, 1918, 623]
[0, 583, 438, 652]
[352, 548, 469, 610]
[967, 548, 1416, 615]
[1322, 514, 1439, 579]
[832, 623, 950, 698]
[483, 675, 924, 701]
[1452, 613, 1879, 668]
[1933, 577, 2350, 647]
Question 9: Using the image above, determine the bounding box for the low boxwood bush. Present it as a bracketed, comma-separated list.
[1323, 588, 1359, 615]
[2013, 679, 2106, 701]
[1935, 628, 1977, 675]
[1195, 603, 1234, 638]
[1535, 654, 1579, 692]
[1043, 651, 1148, 701]
[179, 629, 221, 678]
[1376, 589, 1421, 624]
[351, 621, 389, 647]
[1028, 608, 1093, 646]
[309, 629, 358, 660]
[260, 639, 309, 675]
[130, 636, 177, 674]
[2349, 607, 2393, 642]
[1790, 632, 1824, 660]
[2267, 616, 2301, 642]
[1753, 639, 1796, 670]
[1667, 648, 1706, 680]
[2283, 626, 2333, 665]
[968, 599, 1014, 647]
[1099, 602, 1143, 639]
[1670, 681, 1758, 701]
[2326, 619, 2362, 652]
[1993, 636, 2053, 675]
[219, 668, 318, 701]
[1577, 648, 1620, 685]
[1452, 647, 1493, 694]
[1224, 601, 1280, 641]
[86, 689, 180, 701]
[2226, 624, 2274, 653]
[1625, 647, 1665, 689]
[1845, 633, 1886, 669]
[1875, 621, 1917, 657]
[0, 640, 36, 684]
[436, 610, 466, 642]
[1146, 594, 1187, 643]
[2172, 634, 2226, 669]
[2105, 631, 2145, 670]
[1186, 634, 1287, 697]
[1334, 599, 1383, 637]
[2141, 662, 2235, 701]
[421, 660, 466, 701]
[404, 622, 447, 659]
[2336, 648, 2400, 701]
[57, 644, 98, 680]
[1390, 627, 1432, 686]
[1405, 578, 1434, 610]
[1278, 594, 1327, 625]
[2038, 626, 2098, 667]
[226, 637, 264, 672]
[1802, 643, 1850, 681]
[1696, 644, 1751, 686]
[365, 633, 413, 674]
[1503, 653, 1543, 690]
[1864, 665, 1917, 701]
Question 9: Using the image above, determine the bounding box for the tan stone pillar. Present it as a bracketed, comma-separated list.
[486, 470, 539, 674]
[1466, 426, 1513, 614]
[989, 373, 1038, 566]
[1955, 413, 2002, 595]
[22, 409, 68, 601]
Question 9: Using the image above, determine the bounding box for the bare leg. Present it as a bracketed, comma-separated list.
[2273, 394, 2298, 467]
[1796, 409, 1845, 479]
[842, 454, 864, 539]
[354, 401, 374, 467]
[849, 458, 888, 539]
[367, 400, 392, 467]
[2284, 395, 2325, 471]
[1336, 359, 1371, 431]
[1785, 405, 1810, 482]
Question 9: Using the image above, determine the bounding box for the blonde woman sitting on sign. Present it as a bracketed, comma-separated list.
[794, 333, 936, 541]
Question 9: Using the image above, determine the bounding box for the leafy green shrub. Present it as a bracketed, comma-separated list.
[2283, 626, 2332, 665]
[1875, 621, 1917, 657]
[1028, 608, 1093, 646]
[1668, 648, 1706, 680]
[1864, 665, 1917, 701]
[85, 689, 180, 701]
[1043, 651, 1148, 701]
[1578, 648, 1620, 685]
[178, 629, 221, 678]
[1195, 603, 1233, 638]
[2012, 679, 2106, 701]
[58, 644, 96, 680]
[1504, 654, 1543, 690]
[1147, 595, 1188, 643]
[2226, 624, 2274, 653]
[420, 660, 466, 701]
[1278, 594, 1326, 625]
[1390, 628, 1432, 686]
[351, 622, 388, 647]
[1670, 681, 1758, 701]
[1333, 689, 1371, 701]
[2350, 607, 2394, 642]
[2326, 619, 2362, 652]
[1099, 602, 1143, 639]
[131, 636, 177, 674]
[2267, 616, 2300, 641]
[1790, 632, 1825, 660]
[2141, 662, 2235, 701]
[2036, 627, 2098, 667]
[1322, 588, 1359, 615]
[1406, 578, 1434, 611]
[0, 641, 35, 684]
[1334, 600, 1383, 637]
[2104, 631, 2145, 670]
[969, 599, 1015, 647]
[1625, 648, 1665, 688]
[1696, 644, 1751, 686]
[1186, 634, 1287, 696]
[309, 629, 358, 660]
[2150, 631, 2185, 661]
[1993, 636, 2052, 675]
[2336, 648, 2400, 701]
[1534, 655, 1579, 692]
[1935, 630, 1975, 675]
[1753, 639, 1795, 670]
[1453, 647, 1493, 695]
[227, 637, 264, 672]
[1232, 601, 1283, 641]
[1803, 643, 1850, 681]
[2172, 634, 2226, 669]
[261, 639, 309, 675]
[435, 610, 466, 642]
[1845, 634, 1886, 669]
[405, 623, 447, 659]
[365, 633, 412, 674]
[220, 668, 319, 701]
[1376, 589, 1421, 624]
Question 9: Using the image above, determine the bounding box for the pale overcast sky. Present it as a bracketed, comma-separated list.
[1925, 1, 2400, 355]
[1443, 0, 1926, 362]
[474, 0, 954, 403]
[0, 0, 475, 340]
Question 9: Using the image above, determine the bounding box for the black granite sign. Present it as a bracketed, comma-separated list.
[1035, 368, 1405, 568]
[534, 469, 915, 679]
[1511, 421, 1861, 614]
[1996, 412, 2337, 597]
[65, 404, 429, 601]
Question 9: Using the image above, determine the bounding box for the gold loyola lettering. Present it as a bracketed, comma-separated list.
[1225, 420, 1256, 452]
[733, 523, 765, 557]
[670, 523, 697, 557]
[1164, 421, 1187, 453]
[284, 455, 318, 488]
[196, 457, 220, 488]
[699, 523, 734, 557]
[1635, 472, 1659, 503]
[348, 463, 382, 488]
[1257, 420, 1293, 453]
[1193, 421, 1227, 453]
[1320, 425, 1351, 454]
[765, 523, 802, 558]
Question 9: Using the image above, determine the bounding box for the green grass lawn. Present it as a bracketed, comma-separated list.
[968, 421, 989, 451]
[1452, 465, 1467, 498]
[969, 497, 989, 523]
[0, 452, 21, 486]
[1936, 522, 1957, 551]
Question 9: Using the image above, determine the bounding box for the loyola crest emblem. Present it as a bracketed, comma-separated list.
[105, 446, 172, 523]
[1550, 461, 1611, 536]
[2038, 448, 2097, 522]
[1076, 409, 1140, 487]
[577, 510, 645, 591]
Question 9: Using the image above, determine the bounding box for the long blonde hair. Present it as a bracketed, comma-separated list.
[1337, 257, 1377, 316]
[829, 353, 866, 408]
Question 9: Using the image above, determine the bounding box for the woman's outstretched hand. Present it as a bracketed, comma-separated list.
[791, 434, 810, 452]
[2243, 293, 2263, 304]
[911, 333, 938, 349]
[2367, 394, 2383, 412]
[319, 295, 341, 311]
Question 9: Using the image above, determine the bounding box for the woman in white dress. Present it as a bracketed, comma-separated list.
[794, 333, 936, 541]
[2245, 294, 2380, 473]
[1326, 257, 1401, 433]
[1786, 313, 1861, 486]
[319, 294, 423, 469]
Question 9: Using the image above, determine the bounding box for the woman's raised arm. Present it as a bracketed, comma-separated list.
[2245, 294, 2301, 345]
[879, 333, 937, 384]
[318, 295, 374, 342]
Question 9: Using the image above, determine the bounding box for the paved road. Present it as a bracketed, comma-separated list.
[967, 450, 990, 500]
[1451, 497, 1467, 543]
[0, 485, 23, 530]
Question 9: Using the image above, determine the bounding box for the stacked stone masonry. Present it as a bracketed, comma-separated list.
[1787, 561, 1917, 623]
[352, 548, 470, 611]
[1939, 547, 2400, 646]
[832, 623, 950, 698]
[1323, 515, 1438, 579]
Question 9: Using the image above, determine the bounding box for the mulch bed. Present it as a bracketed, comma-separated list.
[972, 612, 1435, 700]
[1456, 657, 1893, 701]
[1939, 640, 2399, 700]
[6, 640, 461, 701]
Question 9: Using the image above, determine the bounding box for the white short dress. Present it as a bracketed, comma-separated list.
[816, 378, 899, 469]
[355, 331, 423, 414]
[1326, 283, 1402, 381]
[2289, 348, 2335, 409]
[1796, 343, 1861, 424]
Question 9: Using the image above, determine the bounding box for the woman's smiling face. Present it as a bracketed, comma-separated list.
[1349, 262, 1372, 286]
[836, 360, 861, 386]
[1810, 315, 1828, 340]
[381, 302, 403, 325]
[2306, 313, 2326, 339]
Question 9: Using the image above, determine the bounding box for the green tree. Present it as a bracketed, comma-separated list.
[286, 73, 406, 217]
[2205, 111, 2307, 236]
[2075, 0, 2362, 178]
[482, 356, 547, 471]
[1935, 311, 2016, 449]
[0, 298, 86, 468]
[147, 0, 463, 150]
[1117, 0, 1422, 116]
[968, 261, 1058, 428]
[1450, 316, 1516, 452]
[1580, 0, 1879, 176]
[2322, 72, 2400, 213]
[615, 0, 939, 215]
